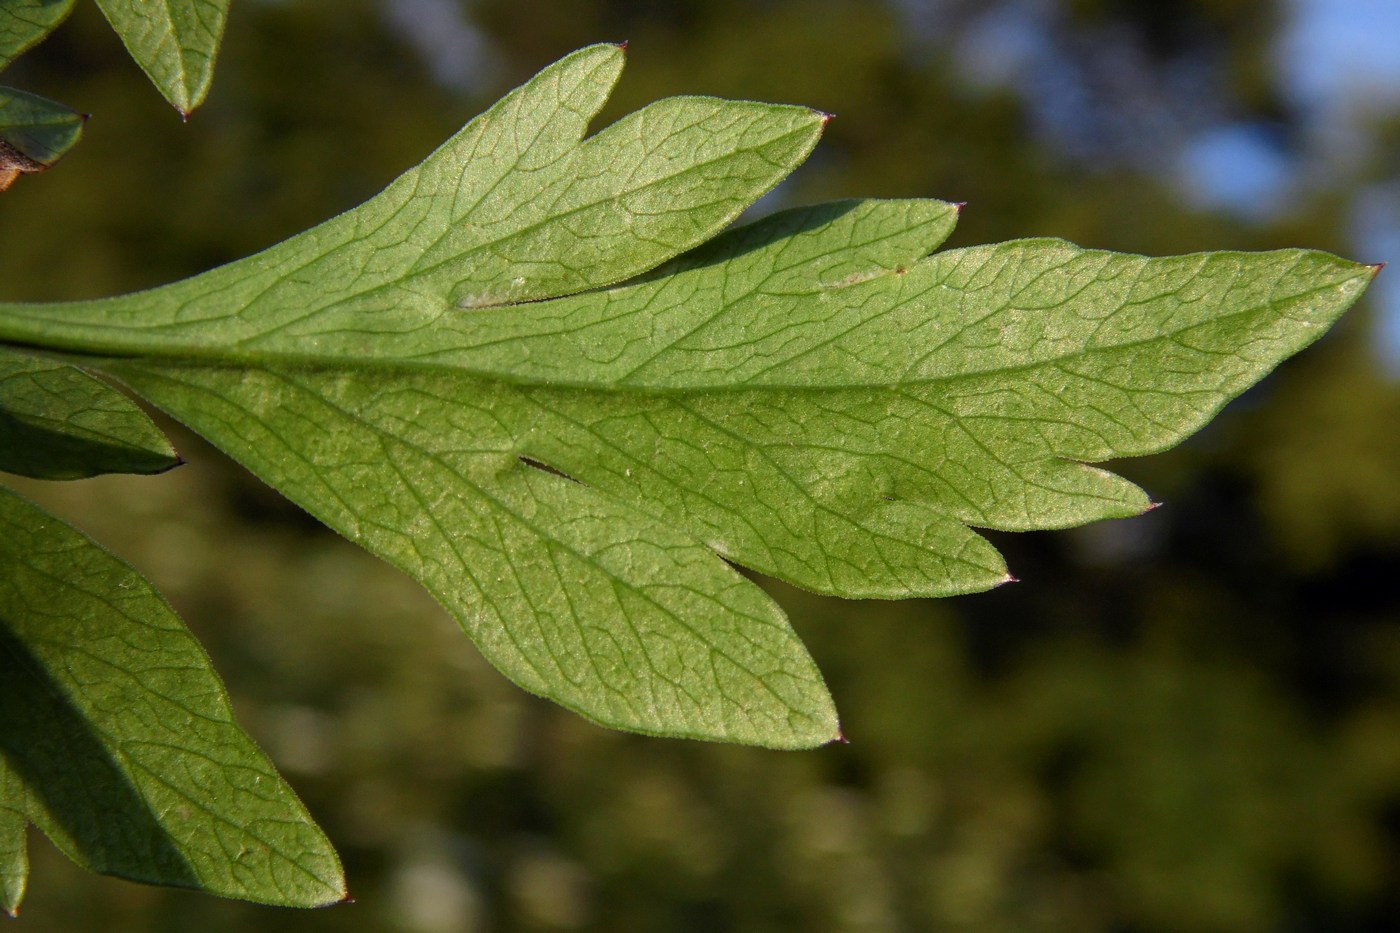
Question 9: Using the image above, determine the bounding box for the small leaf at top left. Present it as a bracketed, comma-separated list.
[0, 0, 77, 72]
[0, 87, 84, 191]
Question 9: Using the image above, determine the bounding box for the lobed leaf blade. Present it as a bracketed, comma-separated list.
[0, 48, 1376, 747]
[0, 487, 346, 907]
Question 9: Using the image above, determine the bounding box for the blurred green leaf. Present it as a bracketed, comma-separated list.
[0, 347, 177, 479]
[0, 44, 1375, 750]
[93, 0, 228, 115]
[0, 486, 346, 911]
[0, 756, 23, 917]
[0, 87, 83, 190]
[0, 0, 75, 71]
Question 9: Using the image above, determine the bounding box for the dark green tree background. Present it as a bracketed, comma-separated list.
[4, 1, 1399, 929]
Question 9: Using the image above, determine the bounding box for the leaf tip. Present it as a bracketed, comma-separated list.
[1144, 500, 1164, 513]
[815, 109, 835, 127]
[1001, 573, 1020, 585]
[1368, 261, 1386, 280]
[954, 200, 967, 215]
[830, 729, 850, 745]
[613, 39, 629, 51]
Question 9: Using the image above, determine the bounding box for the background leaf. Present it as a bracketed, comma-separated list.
[0, 347, 178, 479]
[93, 0, 228, 116]
[0, 486, 345, 910]
[0, 87, 83, 190]
[0, 0, 76, 72]
[0, 757, 23, 917]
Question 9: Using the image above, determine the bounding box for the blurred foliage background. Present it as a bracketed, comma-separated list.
[4, 0, 1400, 929]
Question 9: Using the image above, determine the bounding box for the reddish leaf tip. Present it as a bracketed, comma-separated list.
[1144, 500, 1164, 512]
[614, 39, 629, 51]
[156, 452, 188, 475]
[1001, 573, 1020, 585]
[832, 729, 849, 745]
[814, 110, 835, 126]
[1368, 262, 1386, 279]
[954, 201, 967, 215]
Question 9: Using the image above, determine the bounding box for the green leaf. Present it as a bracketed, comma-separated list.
[0, 47, 1375, 748]
[0, 486, 346, 908]
[0, 86, 84, 190]
[0, 755, 23, 917]
[0, 0, 76, 72]
[0, 347, 179, 479]
[93, 0, 228, 116]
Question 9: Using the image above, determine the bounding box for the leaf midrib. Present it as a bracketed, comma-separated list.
[0, 273, 1333, 405]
